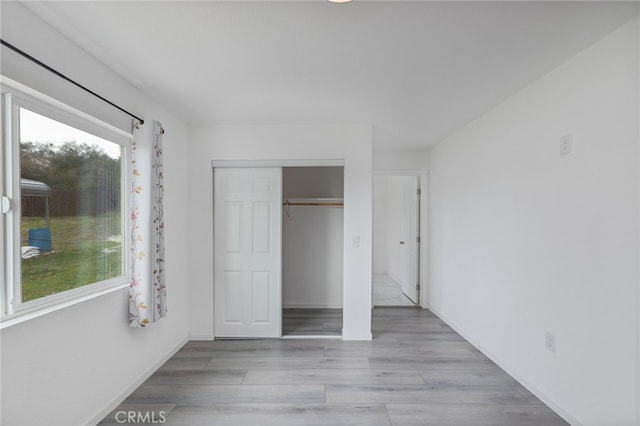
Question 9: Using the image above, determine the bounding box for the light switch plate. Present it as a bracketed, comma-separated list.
[560, 135, 572, 155]
[545, 332, 556, 352]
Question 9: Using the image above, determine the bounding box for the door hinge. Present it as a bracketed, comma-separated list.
[417, 188, 421, 196]
[416, 236, 421, 243]
[416, 284, 420, 290]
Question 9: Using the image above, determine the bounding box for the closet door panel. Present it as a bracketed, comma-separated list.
[214, 167, 282, 337]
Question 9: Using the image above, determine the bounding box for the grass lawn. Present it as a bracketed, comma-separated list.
[21, 214, 122, 302]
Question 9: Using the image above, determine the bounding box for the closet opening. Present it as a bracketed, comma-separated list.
[281, 166, 344, 337]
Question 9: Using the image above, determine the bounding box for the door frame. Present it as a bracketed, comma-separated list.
[212, 159, 346, 338]
[373, 170, 428, 308]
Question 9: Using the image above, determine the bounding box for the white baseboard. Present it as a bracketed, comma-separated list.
[426, 305, 480, 348]
[341, 328, 372, 341]
[389, 272, 403, 284]
[426, 304, 581, 426]
[189, 332, 215, 341]
[86, 335, 189, 426]
[479, 346, 582, 426]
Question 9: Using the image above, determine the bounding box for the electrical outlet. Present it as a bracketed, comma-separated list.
[560, 134, 572, 155]
[545, 332, 556, 352]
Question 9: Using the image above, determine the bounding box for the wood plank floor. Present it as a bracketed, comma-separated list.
[99, 308, 568, 425]
[282, 308, 342, 336]
[373, 274, 416, 306]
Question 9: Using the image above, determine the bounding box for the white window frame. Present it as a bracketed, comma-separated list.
[0, 78, 133, 326]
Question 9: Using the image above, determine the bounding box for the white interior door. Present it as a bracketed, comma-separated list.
[214, 167, 282, 337]
[401, 176, 419, 303]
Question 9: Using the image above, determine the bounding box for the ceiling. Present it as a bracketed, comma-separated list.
[22, 1, 639, 147]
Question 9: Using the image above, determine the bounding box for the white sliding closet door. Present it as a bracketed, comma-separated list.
[214, 167, 282, 337]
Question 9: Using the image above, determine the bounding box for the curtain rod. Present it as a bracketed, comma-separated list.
[1, 39, 144, 125]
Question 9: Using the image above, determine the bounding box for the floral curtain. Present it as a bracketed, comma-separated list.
[129, 120, 166, 327]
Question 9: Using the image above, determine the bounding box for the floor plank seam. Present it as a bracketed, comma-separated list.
[99, 308, 569, 425]
[383, 403, 394, 426]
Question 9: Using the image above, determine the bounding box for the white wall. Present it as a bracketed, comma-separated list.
[188, 125, 373, 340]
[428, 17, 639, 426]
[0, 4, 190, 425]
[283, 206, 344, 308]
[282, 167, 344, 309]
[283, 167, 344, 199]
[373, 145, 429, 172]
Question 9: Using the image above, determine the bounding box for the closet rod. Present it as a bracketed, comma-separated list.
[1, 39, 145, 125]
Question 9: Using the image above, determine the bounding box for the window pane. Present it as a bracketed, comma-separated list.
[19, 108, 123, 302]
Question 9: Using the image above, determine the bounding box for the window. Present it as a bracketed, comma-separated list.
[1, 82, 132, 321]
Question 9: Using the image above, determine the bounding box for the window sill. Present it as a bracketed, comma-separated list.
[0, 281, 128, 329]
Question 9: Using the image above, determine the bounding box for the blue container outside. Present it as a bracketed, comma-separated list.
[28, 228, 52, 252]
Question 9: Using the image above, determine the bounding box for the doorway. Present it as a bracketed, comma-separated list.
[213, 163, 344, 338]
[373, 175, 420, 307]
[281, 166, 344, 337]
